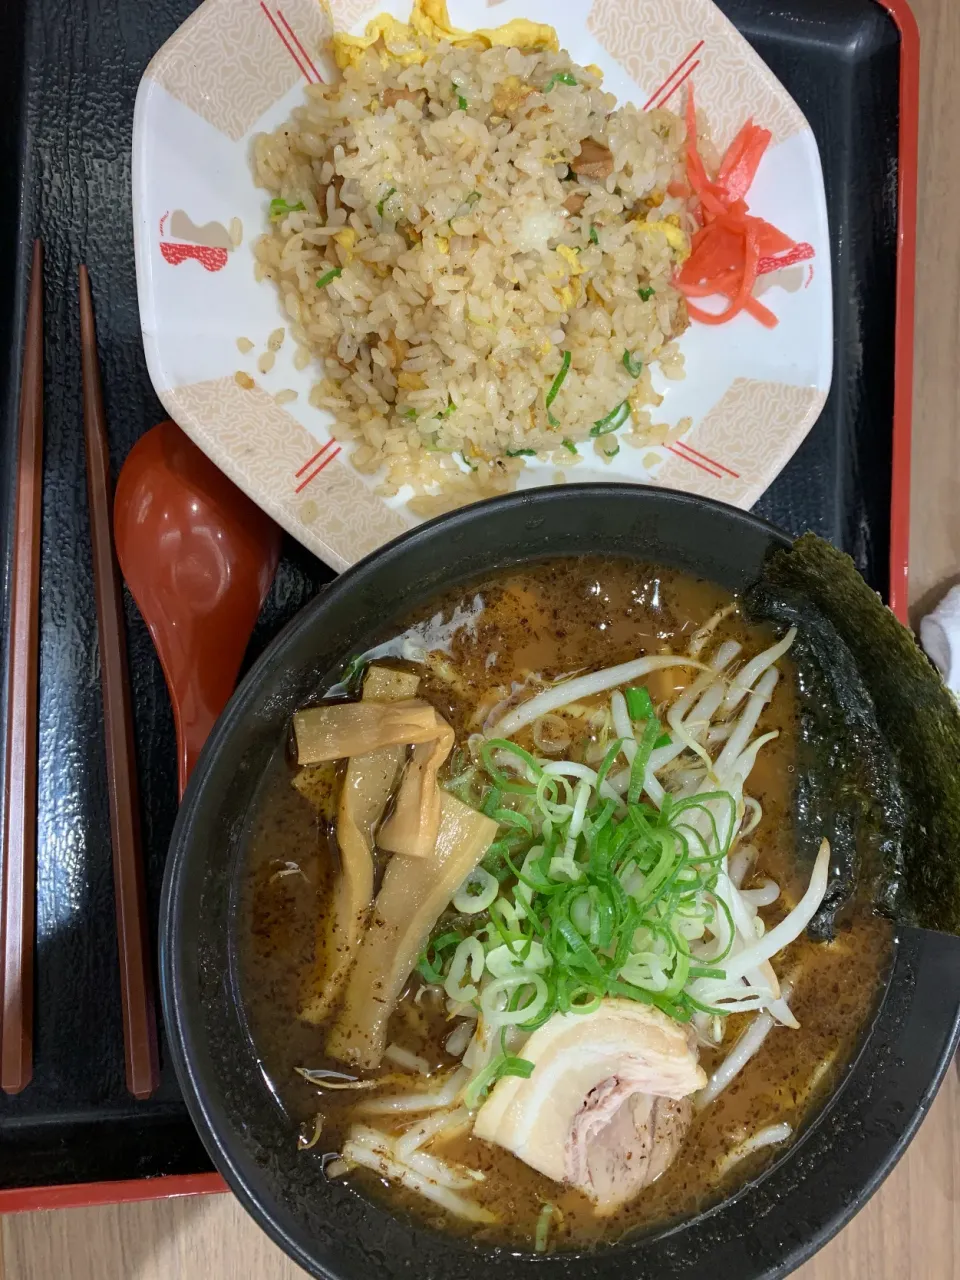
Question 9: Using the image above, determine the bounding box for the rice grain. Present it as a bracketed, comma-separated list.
[252, 26, 695, 512]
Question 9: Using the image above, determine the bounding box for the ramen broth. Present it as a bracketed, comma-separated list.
[237, 557, 890, 1250]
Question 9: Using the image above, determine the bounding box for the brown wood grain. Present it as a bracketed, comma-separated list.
[79, 267, 160, 1101]
[3, 0, 959, 1271]
[907, 0, 960, 628]
[0, 240, 44, 1098]
[1, 1076, 958, 1280]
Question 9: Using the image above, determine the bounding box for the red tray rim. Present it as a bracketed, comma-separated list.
[0, 0, 919, 1218]
[885, 0, 918, 626]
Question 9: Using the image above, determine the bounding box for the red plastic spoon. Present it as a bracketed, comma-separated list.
[114, 420, 281, 797]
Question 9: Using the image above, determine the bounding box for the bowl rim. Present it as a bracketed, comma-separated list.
[160, 483, 960, 1280]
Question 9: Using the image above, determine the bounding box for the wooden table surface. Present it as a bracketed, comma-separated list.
[3, 0, 960, 1274]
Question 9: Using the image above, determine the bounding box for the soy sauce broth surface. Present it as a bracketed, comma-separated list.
[236, 557, 891, 1251]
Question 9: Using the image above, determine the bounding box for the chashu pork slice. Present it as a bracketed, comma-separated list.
[473, 999, 705, 1215]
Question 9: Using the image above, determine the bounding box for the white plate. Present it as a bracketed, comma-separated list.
[133, 0, 832, 571]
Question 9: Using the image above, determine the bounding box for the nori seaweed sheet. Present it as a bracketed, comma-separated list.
[747, 533, 960, 937]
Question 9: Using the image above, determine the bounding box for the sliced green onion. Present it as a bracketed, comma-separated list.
[376, 187, 396, 216]
[568, 984, 603, 1015]
[628, 716, 662, 805]
[595, 738, 625, 792]
[663, 942, 691, 999]
[453, 867, 500, 914]
[481, 841, 512, 882]
[625, 686, 655, 721]
[269, 197, 306, 220]
[453, 84, 468, 110]
[545, 350, 571, 409]
[481, 739, 542, 791]
[590, 400, 629, 436]
[462, 1052, 534, 1109]
[400, 407, 418, 419]
[506, 852, 557, 909]
[445, 761, 477, 803]
[561, 438, 577, 454]
[638, 285, 655, 301]
[589, 225, 599, 245]
[481, 786, 503, 817]
[486, 940, 550, 977]
[549, 857, 583, 882]
[481, 974, 549, 1027]
[488, 896, 526, 946]
[506, 447, 537, 457]
[416, 931, 462, 984]
[316, 267, 343, 288]
[544, 71, 577, 92]
[420, 672, 756, 1042]
[623, 350, 644, 377]
[444, 936, 485, 1002]
[492, 808, 534, 837]
[340, 654, 367, 689]
[457, 451, 477, 471]
[547, 410, 560, 428]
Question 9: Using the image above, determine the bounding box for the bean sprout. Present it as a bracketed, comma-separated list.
[740, 880, 780, 908]
[717, 1122, 793, 1174]
[706, 842, 830, 985]
[697, 981, 794, 1108]
[445, 1021, 475, 1059]
[488, 655, 704, 738]
[295, 1068, 377, 1090]
[722, 628, 796, 713]
[341, 1128, 495, 1222]
[688, 604, 737, 656]
[384, 1045, 432, 1075]
[359, 1068, 469, 1115]
[394, 1107, 471, 1160]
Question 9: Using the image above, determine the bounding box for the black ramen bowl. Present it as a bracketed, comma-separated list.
[160, 485, 960, 1279]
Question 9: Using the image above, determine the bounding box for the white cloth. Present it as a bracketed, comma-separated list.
[919, 584, 960, 695]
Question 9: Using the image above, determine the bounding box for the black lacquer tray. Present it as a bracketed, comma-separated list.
[0, 0, 926, 1211]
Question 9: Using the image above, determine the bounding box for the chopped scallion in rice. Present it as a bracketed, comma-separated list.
[545, 351, 571, 409]
[269, 197, 305, 220]
[590, 401, 630, 436]
[544, 71, 577, 92]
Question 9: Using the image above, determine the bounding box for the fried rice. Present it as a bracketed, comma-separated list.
[252, 4, 695, 516]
